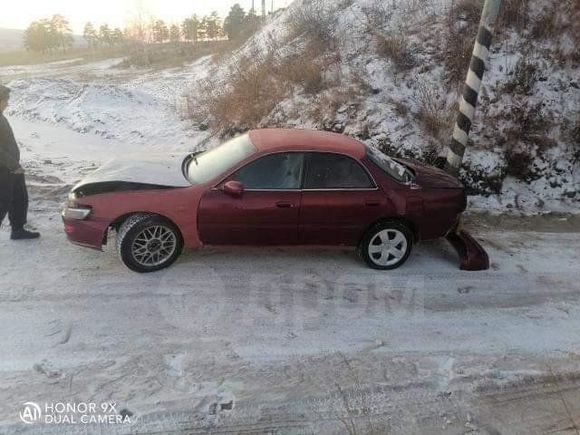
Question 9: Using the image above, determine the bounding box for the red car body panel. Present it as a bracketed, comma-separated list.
[66, 186, 207, 250]
[298, 189, 387, 245]
[63, 129, 466, 252]
[63, 216, 111, 249]
[198, 189, 302, 245]
[248, 129, 366, 159]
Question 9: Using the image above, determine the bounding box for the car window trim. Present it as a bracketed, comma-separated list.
[243, 188, 303, 192]
[301, 151, 378, 191]
[211, 150, 379, 192]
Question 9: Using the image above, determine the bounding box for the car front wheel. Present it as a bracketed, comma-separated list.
[116, 214, 183, 273]
[361, 221, 413, 270]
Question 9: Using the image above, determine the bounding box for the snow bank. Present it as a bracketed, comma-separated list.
[9, 79, 165, 143]
[5, 56, 214, 153]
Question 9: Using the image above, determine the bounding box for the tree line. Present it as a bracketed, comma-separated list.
[23, 4, 265, 53]
[141, 4, 262, 44]
[23, 15, 74, 53]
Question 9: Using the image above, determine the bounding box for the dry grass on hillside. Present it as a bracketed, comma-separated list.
[187, 41, 335, 135]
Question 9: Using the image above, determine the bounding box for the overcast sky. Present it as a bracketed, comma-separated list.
[0, 0, 291, 33]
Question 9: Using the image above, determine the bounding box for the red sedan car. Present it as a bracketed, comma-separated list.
[62, 129, 465, 273]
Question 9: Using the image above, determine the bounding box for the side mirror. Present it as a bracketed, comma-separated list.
[223, 180, 244, 197]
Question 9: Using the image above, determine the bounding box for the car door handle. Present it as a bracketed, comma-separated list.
[276, 201, 295, 208]
[365, 200, 380, 206]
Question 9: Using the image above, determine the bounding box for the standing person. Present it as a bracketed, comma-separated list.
[0, 85, 40, 240]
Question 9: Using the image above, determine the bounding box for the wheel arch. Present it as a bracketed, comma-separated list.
[109, 212, 184, 241]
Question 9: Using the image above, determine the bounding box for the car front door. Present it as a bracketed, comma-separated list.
[299, 152, 385, 245]
[198, 152, 304, 245]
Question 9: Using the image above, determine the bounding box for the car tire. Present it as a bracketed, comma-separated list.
[360, 221, 413, 270]
[116, 213, 183, 273]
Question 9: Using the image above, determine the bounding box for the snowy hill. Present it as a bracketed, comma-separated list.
[188, 0, 579, 213]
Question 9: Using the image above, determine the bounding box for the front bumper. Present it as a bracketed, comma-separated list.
[62, 213, 107, 250]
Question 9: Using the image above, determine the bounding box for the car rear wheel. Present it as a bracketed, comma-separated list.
[116, 214, 183, 273]
[361, 221, 413, 270]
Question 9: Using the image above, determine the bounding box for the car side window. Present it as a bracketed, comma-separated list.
[304, 153, 375, 189]
[232, 153, 304, 189]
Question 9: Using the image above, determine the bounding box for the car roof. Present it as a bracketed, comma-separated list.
[248, 129, 366, 159]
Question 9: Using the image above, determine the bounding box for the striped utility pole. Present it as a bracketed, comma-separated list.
[261, 0, 267, 18]
[444, 0, 502, 176]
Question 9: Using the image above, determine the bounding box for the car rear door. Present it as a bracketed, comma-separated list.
[299, 152, 385, 246]
[198, 152, 304, 245]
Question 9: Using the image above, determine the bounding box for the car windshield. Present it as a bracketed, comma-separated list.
[186, 134, 257, 184]
[365, 145, 413, 183]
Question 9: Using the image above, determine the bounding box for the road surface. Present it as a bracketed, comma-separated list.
[1, 190, 579, 434]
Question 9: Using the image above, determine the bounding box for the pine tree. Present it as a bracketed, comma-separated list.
[244, 9, 261, 37]
[204, 12, 222, 41]
[152, 20, 169, 43]
[224, 4, 246, 41]
[197, 18, 208, 41]
[23, 16, 74, 53]
[99, 24, 113, 46]
[50, 15, 73, 52]
[23, 21, 49, 53]
[169, 24, 181, 43]
[181, 16, 200, 44]
[112, 28, 125, 45]
[83, 22, 98, 47]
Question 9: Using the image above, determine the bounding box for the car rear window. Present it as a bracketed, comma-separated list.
[304, 153, 375, 189]
[365, 145, 413, 183]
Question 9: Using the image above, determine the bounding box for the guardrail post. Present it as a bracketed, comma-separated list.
[445, 0, 502, 176]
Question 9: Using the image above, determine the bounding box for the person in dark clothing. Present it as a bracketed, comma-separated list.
[0, 85, 40, 240]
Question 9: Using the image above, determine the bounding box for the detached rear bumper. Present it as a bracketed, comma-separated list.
[446, 229, 490, 271]
[62, 215, 107, 250]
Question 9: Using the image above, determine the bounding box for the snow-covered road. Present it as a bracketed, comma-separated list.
[1, 195, 579, 433]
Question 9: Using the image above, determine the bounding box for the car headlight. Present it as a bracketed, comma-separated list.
[63, 192, 92, 220]
[63, 206, 92, 220]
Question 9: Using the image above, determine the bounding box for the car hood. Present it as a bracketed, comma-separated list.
[396, 158, 464, 189]
[72, 153, 191, 195]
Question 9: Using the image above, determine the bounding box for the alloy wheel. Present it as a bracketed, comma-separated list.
[131, 225, 177, 267]
[368, 229, 408, 267]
